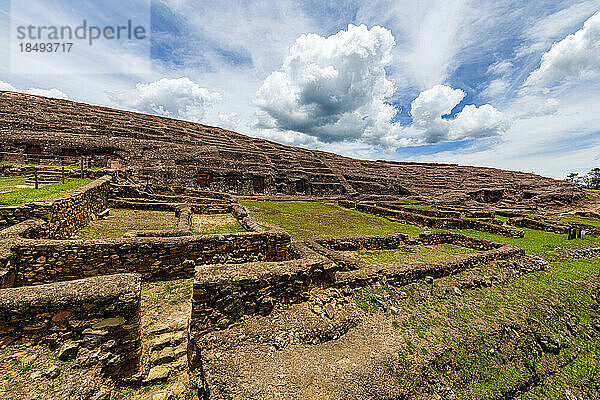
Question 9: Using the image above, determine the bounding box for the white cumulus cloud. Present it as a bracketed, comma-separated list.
[25, 88, 68, 99]
[410, 84, 509, 143]
[0, 81, 67, 99]
[255, 24, 401, 146]
[110, 77, 221, 122]
[526, 12, 600, 86]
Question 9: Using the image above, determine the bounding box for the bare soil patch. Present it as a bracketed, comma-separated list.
[190, 213, 245, 234]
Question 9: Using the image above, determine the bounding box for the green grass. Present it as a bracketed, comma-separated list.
[373, 256, 600, 399]
[0, 178, 92, 205]
[73, 208, 178, 239]
[348, 244, 475, 266]
[191, 214, 247, 234]
[142, 278, 193, 307]
[197, 222, 246, 234]
[240, 200, 423, 239]
[561, 215, 600, 227]
[405, 204, 437, 210]
[0, 176, 27, 192]
[441, 227, 600, 256]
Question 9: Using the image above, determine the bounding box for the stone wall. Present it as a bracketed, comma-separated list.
[0, 206, 30, 231]
[508, 216, 600, 237]
[29, 175, 112, 239]
[109, 183, 232, 202]
[10, 230, 291, 286]
[341, 200, 524, 238]
[0, 273, 141, 378]
[189, 242, 335, 336]
[312, 233, 412, 251]
[381, 202, 461, 219]
[308, 230, 524, 287]
[108, 198, 231, 214]
[231, 203, 267, 232]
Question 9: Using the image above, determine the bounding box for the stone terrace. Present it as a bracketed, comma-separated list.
[0, 91, 583, 209]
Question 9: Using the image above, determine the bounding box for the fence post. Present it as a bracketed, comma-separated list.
[61, 166, 65, 184]
[80, 158, 84, 178]
[34, 167, 39, 189]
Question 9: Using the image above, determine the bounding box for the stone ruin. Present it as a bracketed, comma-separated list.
[0, 91, 597, 398]
[0, 91, 584, 209]
[0, 170, 577, 398]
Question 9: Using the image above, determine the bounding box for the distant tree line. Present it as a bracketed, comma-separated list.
[566, 168, 600, 189]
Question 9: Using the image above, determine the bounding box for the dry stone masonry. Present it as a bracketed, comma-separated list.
[0, 91, 584, 208]
[0, 273, 141, 378]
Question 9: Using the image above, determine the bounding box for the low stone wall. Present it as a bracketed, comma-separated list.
[495, 209, 530, 217]
[335, 247, 523, 287]
[312, 233, 412, 251]
[108, 198, 231, 214]
[0, 273, 141, 378]
[381, 203, 461, 219]
[418, 230, 505, 250]
[436, 206, 496, 219]
[109, 183, 232, 201]
[341, 200, 524, 238]
[189, 242, 335, 336]
[122, 204, 194, 238]
[10, 230, 291, 286]
[507, 216, 600, 237]
[307, 230, 523, 287]
[575, 210, 600, 218]
[0, 206, 31, 231]
[507, 216, 567, 234]
[231, 203, 266, 232]
[0, 218, 45, 240]
[30, 175, 112, 239]
[0, 245, 14, 288]
[567, 247, 600, 259]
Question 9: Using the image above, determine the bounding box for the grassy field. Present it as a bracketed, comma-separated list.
[73, 209, 178, 239]
[191, 214, 246, 234]
[443, 227, 600, 256]
[561, 215, 600, 227]
[371, 254, 600, 399]
[0, 176, 27, 193]
[0, 178, 92, 205]
[240, 200, 424, 239]
[345, 243, 475, 266]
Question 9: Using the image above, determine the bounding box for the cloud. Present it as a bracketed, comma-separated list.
[255, 24, 403, 146]
[0, 80, 67, 99]
[109, 77, 221, 121]
[518, 1, 598, 56]
[526, 12, 600, 86]
[487, 60, 513, 76]
[25, 88, 68, 99]
[408, 80, 600, 179]
[507, 95, 560, 119]
[410, 84, 509, 143]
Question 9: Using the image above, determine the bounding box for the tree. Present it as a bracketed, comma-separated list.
[565, 172, 579, 183]
[589, 168, 600, 189]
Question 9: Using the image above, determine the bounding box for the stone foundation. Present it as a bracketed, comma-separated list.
[189, 242, 335, 337]
[308, 231, 524, 287]
[340, 200, 525, 238]
[0, 273, 141, 378]
[9, 231, 291, 286]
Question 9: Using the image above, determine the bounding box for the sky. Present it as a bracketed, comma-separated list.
[0, 0, 599, 179]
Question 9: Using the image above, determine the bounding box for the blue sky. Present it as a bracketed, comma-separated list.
[0, 0, 599, 179]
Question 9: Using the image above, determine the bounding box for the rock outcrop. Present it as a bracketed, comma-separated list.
[0, 91, 583, 208]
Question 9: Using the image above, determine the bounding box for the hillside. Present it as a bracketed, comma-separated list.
[0, 91, 582, 208]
